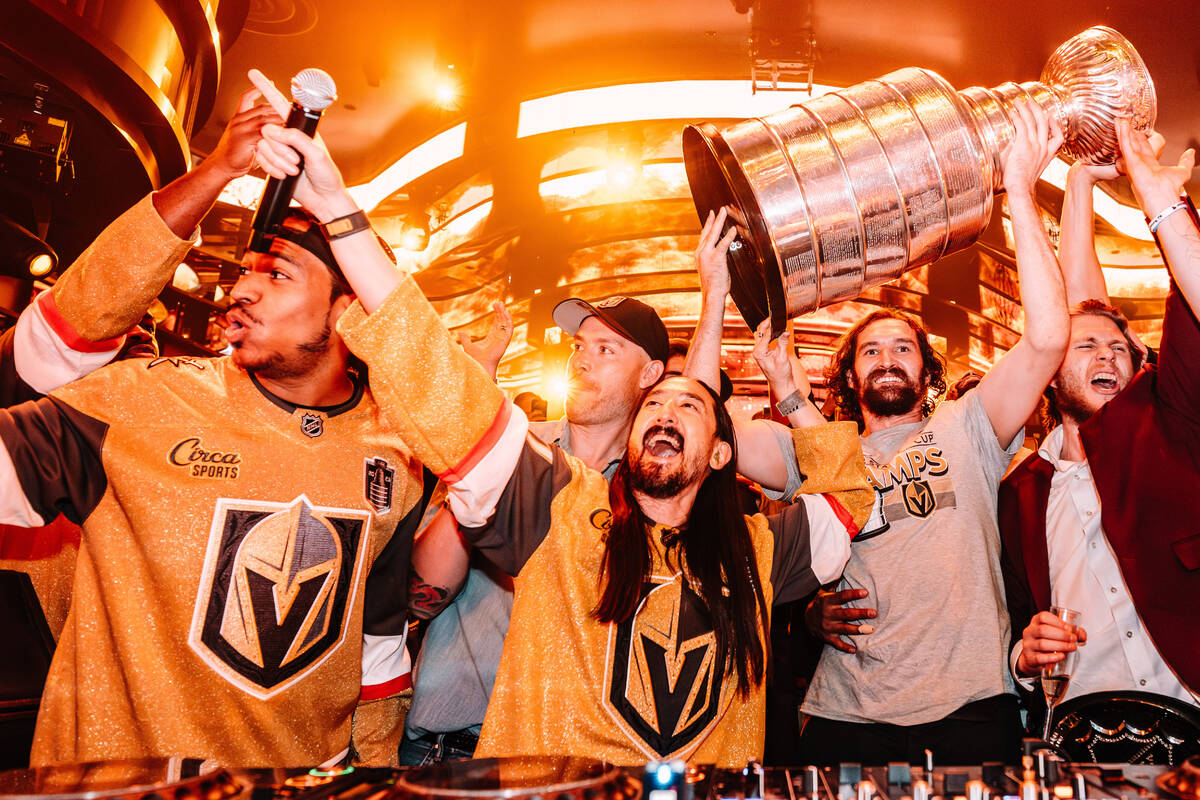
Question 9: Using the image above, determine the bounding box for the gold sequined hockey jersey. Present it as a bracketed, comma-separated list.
[337, 276, 876, 768]
[0, 355, 429, 766]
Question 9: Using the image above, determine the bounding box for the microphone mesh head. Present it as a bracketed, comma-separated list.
[290, 69, 338, 110]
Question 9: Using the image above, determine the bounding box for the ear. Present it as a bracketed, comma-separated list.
[846, 369, 857, 389]
[638, 358, 665, 389]
[709, 438, 732, 471]
[328, 292, 355, 326]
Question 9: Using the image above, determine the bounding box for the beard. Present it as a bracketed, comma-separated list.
[1053, 372, 1103, 425]
[860, 367, 922, 417]
[235, 319, 334, 380]
[628, 425, 708, 499]
[565, 375, 638, 426]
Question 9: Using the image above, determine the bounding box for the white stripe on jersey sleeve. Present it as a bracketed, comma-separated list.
[0, 439, 46, 528]
[445, 403, 530, 528]
[14, 296, 122, 395]
[361, 630, 410, 692]
[798, 493, 854, 586]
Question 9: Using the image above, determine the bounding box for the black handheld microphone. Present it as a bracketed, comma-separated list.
[248, 68, 338, 253]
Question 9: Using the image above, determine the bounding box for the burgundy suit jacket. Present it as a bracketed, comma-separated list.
[998, 286, 1200, 695]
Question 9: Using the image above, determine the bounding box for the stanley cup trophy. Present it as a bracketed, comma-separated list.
[682, 26, 1157, 333]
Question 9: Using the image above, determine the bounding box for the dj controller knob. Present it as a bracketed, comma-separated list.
[912, 778, 931, 800]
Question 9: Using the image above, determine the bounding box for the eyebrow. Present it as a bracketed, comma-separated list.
[575, 333, 627, 346]
[647, 389, 708, 406]
[858, 336, 916, 350]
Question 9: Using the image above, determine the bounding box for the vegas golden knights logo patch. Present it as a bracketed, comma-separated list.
[902, 479, 937, 518]
[189, 495, 370, 698]
[604, 575, 726, 759]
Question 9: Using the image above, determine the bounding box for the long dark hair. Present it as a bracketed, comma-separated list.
[592, 380, 769, 698]
[825, 308, 947, 431]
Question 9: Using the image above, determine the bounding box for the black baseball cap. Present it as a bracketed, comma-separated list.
[553, 295, 669, 365]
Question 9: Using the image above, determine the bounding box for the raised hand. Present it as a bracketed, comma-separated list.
[457, 301, 513, 379]
[752, 319, 811, 399]
[247, 69, 348, 217]
[804, 587, 877, 654]
[1001, 99, 1065, 197]
[1116, 117, 1196, 220]
[694, 207, 738, 298]
[207, 86, 283, 180]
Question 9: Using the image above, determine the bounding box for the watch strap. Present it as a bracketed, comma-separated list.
[322, 210, 371, 240]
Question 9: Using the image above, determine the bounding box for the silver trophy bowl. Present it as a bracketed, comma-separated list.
[683, 26, 1156, 332]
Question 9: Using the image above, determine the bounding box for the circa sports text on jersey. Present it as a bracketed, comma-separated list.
[603, 573, 727, 760]
[188, 495, 372, 699]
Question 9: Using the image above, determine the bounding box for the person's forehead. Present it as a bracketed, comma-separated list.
[859, 318, 917, 344]
[1070, 314, 1124, 340]
[241, 239, 327, 278]
[646, 376, 713, 409]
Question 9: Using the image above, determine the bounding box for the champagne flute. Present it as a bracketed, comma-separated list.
[1040, 606, 1081, 742]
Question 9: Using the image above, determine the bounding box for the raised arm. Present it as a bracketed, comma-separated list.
[1117, 119, 1200, 309]
[1116, 119, 1200, 413]
[1060, 161, 1120, 305]
[51, 84, 280, 344]
[974, 99, 1071, 446]
[683, 207, 738, 392]
[751, 319, 826, 428]
[683, 209, 812, 494]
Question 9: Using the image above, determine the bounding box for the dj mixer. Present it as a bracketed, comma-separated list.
[0, 754, 1194, 800]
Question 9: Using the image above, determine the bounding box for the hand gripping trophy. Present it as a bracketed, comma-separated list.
[683, 27, 1156, 332]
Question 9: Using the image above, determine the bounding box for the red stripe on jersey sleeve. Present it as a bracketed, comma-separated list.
[822, 493, 860, 538]
[37, 292, 125, 353]
[359, 672, 413, 701]
[438, 399, 512, 484]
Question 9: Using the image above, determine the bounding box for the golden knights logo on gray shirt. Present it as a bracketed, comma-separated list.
[188, 495, 370, 698]
[860, 430, 957, 535]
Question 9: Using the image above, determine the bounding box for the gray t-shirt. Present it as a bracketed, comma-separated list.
[802, 391, 1020, 725]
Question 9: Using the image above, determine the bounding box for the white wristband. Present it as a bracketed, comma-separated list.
[1147, 199, 1189, 233]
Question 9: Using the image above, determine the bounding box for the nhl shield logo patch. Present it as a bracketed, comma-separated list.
[364, 457, 395, 513]
[300, 412, 324, 438]
[188, 495, 370, 698]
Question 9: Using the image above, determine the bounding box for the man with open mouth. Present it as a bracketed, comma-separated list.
[1000, 119, 1200, 732]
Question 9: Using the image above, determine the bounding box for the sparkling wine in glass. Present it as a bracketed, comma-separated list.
[1040, 606, 1081, 742]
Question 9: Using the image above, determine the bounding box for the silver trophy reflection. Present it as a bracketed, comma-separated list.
[683, 26, 1156, 332]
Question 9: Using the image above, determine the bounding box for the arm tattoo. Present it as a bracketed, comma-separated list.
[408, 568, 452, 620]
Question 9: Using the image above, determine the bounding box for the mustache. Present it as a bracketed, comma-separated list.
[867, 366, 911, 383]
[222, 302, 261, 327]
[642, 424, 684, 449]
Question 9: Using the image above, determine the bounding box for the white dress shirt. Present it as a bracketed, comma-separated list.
[1010, 426, 1199, 705]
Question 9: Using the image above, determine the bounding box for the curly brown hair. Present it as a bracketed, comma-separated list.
[824, 308, 948, 431]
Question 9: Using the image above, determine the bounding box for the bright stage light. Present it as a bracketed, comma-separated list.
[433, 77, 461, 109]
[28, 253, 55, 277]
